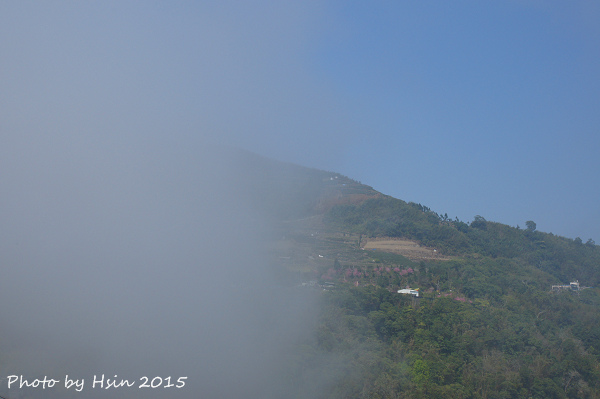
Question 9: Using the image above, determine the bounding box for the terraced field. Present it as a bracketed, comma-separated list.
[361, 237, 452, 261]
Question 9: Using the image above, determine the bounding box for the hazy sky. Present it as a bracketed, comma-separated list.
[3, 1, 599, 241]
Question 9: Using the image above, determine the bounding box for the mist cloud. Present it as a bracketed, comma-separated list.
[0, 134, 320, 398]
[0, 3, 358, 396]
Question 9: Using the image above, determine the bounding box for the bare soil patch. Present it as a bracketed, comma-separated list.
[362, 237, 451, 261]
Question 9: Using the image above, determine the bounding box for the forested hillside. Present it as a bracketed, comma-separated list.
[326, 195, 600, 287]
[240, 154, 600, 399]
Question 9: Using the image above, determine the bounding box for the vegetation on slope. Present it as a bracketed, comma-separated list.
[241, 153, 600, 398]
[292, 284, 600, 398]
[325, 196, 600, 287]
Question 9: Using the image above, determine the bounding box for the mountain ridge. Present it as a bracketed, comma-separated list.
[240, 151, 598, 276]
[238, 151, 600, 398]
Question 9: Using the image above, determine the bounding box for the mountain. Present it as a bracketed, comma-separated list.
[236, 151, 600, 399]
[1, 147, 598, 399]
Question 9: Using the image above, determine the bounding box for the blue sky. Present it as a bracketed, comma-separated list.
[2, 1, 599, 241]
[311, 1, 600, 241]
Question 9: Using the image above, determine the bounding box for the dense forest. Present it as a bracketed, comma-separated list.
[290, 283, 600, 398]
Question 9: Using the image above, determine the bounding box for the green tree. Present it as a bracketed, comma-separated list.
[471, 215, 487, 230]
[526, 220, 537, 232]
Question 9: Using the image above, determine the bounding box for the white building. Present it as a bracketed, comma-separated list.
[552, 280, 581, 291]
[397, 288, 419, 297]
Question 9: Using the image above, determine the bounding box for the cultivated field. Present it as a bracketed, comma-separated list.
[362, 237, 451, 261]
